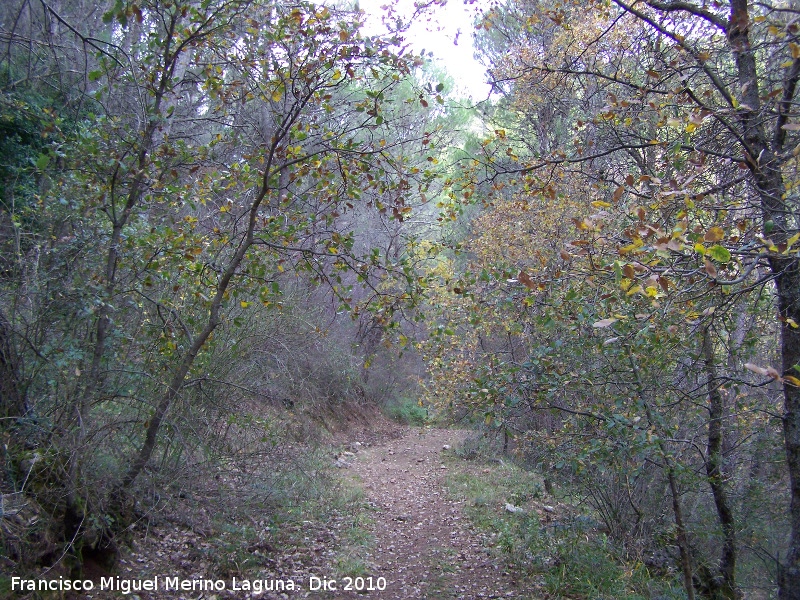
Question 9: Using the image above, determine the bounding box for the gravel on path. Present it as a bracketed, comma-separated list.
[330, 428, 521, 600]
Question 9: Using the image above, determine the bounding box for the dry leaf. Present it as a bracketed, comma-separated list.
[593, 318, 618, 328]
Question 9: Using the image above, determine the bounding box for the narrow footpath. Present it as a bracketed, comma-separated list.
[331, 428, 521, 600]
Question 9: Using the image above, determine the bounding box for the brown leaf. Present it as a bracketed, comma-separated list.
[704, 259, 718, 277]
[623, 264, 636, 279]
[518, 270, 537, 290]
[667, 238, 682, 251]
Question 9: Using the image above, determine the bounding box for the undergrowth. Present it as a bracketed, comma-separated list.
[443, 436, 685, 600]
[383, 397, 429, 426]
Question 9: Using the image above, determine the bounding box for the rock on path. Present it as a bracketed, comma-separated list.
[331, 428, 520, 599]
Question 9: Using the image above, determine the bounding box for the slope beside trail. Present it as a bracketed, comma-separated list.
[331, 428, 521, 600]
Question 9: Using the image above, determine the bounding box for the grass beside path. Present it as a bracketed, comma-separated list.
[441, 434, 687, 600]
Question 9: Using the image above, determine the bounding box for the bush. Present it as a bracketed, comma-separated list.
[383, 398, 428, 425]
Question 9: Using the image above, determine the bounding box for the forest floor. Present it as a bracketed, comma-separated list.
[80, 426, 544, 600]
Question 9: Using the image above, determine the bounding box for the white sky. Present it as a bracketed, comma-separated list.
[359, 0, 493, 100]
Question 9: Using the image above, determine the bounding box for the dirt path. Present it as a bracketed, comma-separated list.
[331, 428, 520, 600]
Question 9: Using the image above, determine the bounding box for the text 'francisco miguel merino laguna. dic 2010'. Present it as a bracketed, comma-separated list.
[11, 575, 389, 593]
[11, 576, 302, 594]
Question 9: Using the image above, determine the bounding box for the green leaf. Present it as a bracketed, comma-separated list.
[35, 154, 50, 169]
[436, 82, 444, 92]
[88, 70, 103, 81]
[707, 245, 731, 262]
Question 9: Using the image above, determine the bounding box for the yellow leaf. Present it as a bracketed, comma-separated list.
[332, 69, 342, 81]
[704, 226, 724, 242]
[592, 201, 611, 208]
[786, 318, 799, 328]
[240, 301, 250, 308]
[272, 89, 282, 102]
[785, 375, 800, 387]
[626, 284, 643, 296]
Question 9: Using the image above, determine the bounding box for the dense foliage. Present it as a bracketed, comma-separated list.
[0, 0, 445, 579]
[421, 0, 800, 598]
[3, 0, 800, 598]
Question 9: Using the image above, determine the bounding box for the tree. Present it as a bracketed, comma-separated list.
[425, 0, 800, 596]
[1, 0, 438, 570]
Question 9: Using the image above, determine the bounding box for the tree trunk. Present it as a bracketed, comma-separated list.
[727, 2, 800, 594]
[702, 327, 737, 599]
[0, 310, 25, 418]
[775, 257, 800, 600]
[629, 352, 695, 600]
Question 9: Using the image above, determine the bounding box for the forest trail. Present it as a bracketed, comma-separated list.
[331, 428, 521, 600]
